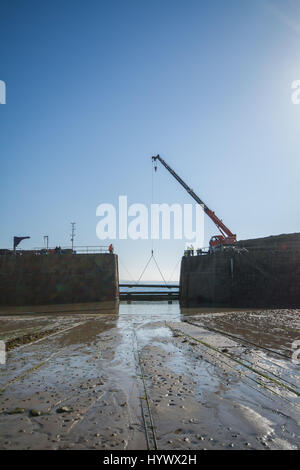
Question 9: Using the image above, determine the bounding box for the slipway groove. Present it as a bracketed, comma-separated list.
[167, 325, 300, 406]
[0, 322, 88, 392]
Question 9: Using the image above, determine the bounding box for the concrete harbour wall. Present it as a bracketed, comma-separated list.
[0, 253, 119, 306]
[180, 233, 300, 308]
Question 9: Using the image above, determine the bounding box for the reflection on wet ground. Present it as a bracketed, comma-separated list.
[0, 301, 299, 450]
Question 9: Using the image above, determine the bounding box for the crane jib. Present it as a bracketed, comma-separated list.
[152, 154, 236, 242]
[152, 154, 210, 210]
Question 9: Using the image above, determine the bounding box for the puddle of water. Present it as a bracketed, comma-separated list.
[119, 301, 181, 320]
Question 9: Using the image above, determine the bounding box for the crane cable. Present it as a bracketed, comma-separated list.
[136, 158, 169, 286]
[118, 257, 135, 282]
[152, 252, 168, 286]
[151, 157, 155, 254]
[168, 257, 181, 283]
[136, 249, 168, 286]
[119, 160, 173, 286]
[136, 252, 153, 284]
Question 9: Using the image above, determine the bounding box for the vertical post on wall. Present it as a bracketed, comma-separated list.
[44, 235, 49, 250]
[71, 222, 76, 251]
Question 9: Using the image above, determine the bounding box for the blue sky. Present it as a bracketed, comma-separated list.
[1, 0, 300, 280]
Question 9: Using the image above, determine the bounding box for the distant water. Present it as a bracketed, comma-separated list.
[119, 280, 179, 293]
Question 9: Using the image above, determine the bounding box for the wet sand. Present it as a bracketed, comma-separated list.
[0, 302, 299, 450]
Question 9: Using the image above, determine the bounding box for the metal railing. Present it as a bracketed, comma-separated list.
[31, 245, 111, 254]
[184, 247, 210, 256]
[68, 245, 111, 254]
[184, 241, 300, 257]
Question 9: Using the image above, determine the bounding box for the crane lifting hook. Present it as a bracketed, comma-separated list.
[152, 155, 158, 172]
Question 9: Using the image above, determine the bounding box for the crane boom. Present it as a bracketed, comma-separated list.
[152, 154, 236, 247]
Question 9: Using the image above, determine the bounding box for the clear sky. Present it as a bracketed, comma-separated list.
[1, 0, 300, 281]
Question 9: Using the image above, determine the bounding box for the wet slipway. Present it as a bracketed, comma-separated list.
[0, 302, 299, 450]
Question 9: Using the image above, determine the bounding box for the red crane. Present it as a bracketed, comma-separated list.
[152, 155, 237, 250]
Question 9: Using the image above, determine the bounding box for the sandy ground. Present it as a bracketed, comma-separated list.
[0, 302, 299, 450]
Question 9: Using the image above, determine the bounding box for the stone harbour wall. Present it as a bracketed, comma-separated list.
[0, 253, 119, 306]
[180, 233, 300, 308]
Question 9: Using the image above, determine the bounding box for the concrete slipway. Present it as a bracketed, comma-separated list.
[0, 301, 299, 450]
